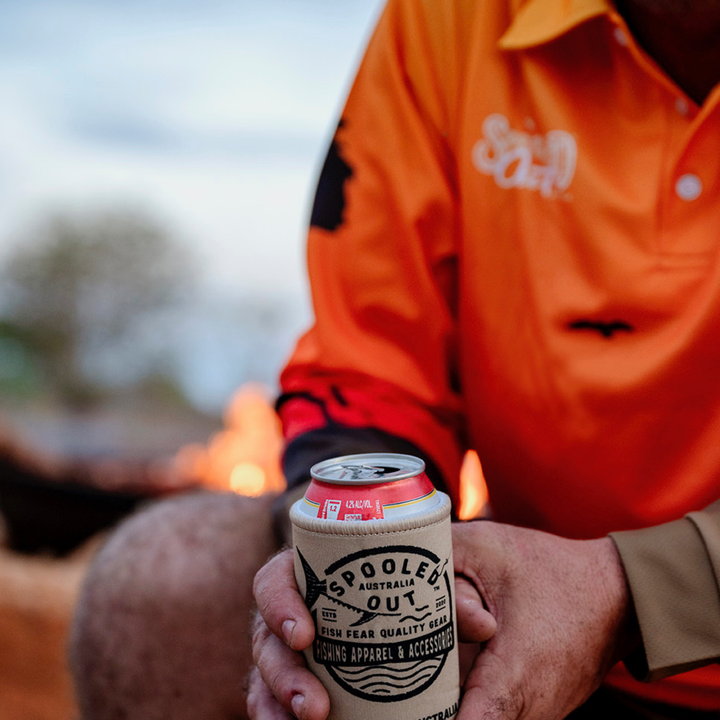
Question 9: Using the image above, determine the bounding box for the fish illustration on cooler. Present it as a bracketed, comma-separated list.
[298, 549, 404, 626]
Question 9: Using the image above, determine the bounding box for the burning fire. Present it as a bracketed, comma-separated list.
[177, 384, 489, 519]
[458, 449, 489, 520]
[175, 384, 286, 497]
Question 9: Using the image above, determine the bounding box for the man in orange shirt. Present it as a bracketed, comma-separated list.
[252, 0, 720, 714]
[72, 0, 720, 718]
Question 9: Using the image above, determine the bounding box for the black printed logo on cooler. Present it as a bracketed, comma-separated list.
[298, 545, 455, 702]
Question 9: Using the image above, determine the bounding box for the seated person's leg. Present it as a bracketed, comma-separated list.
[70, 491, 279, 720]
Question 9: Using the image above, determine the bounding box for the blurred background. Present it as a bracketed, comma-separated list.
[0, 1, 389, 717]
[0, 0, 387, 451]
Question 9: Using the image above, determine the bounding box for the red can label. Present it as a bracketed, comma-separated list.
[298, 454, 439, 521]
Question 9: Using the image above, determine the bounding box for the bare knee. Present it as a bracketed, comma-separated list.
[70, 491, 279, 720]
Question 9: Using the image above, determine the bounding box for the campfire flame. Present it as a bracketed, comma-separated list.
[457, 449, 489, 520]
[175, 384, 286, 496]
[177, 384, 489, 518]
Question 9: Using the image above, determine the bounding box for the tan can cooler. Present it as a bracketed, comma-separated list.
[290, 454, 460, 720]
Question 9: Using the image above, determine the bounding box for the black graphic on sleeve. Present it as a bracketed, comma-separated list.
[310, 120, 354, 232]
[298, 545, 455, 702]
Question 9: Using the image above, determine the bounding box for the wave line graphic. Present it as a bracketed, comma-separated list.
[336, 659, 431, 676]
[399, 612, 431, 623]
[334, 665, 438, 682]
[358, 673, 433, 691]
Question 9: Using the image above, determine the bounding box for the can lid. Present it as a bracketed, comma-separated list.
[310, 453, 426, 485]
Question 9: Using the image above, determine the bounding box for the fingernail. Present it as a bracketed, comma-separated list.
[291, 693, 305, 718]
[282, 619, 296, 645]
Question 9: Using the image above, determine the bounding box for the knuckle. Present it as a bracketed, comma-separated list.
[255, 590, 283, 628]
[275, 546, 293, 562]
[252, 625, 273, 667]
[267, 664, 290, 698]
[253, 550, 288, 594]
[245, 667, 262, 719]
[251, 608, 265, 635]
[243, 665, 257, 697]
[246, 687, 262, 719]
[488, 685, 524, 719]
[252, 563, 271, 601]
[253, 549, 296, 616]
[246, 692, 259, 720]
[251, 608, 272, 639]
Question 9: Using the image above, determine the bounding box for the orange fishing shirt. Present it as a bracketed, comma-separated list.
[279, 0, 720, 707]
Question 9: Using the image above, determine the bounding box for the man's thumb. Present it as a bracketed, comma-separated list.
[457, 649, 523, 720]
[455, 575, 496, 643]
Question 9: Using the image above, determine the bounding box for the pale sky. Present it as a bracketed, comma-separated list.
[0, 0, 385, 295]
[0, 0, 386, 408]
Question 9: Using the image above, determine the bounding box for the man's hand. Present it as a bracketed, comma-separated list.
[454, 521, 635, 720]
[249, 549, 327, 720]
[248, 522, 635, 720]
[248, 546, 495, 719]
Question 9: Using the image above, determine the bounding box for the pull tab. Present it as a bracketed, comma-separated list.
[339, 464, 400, 480]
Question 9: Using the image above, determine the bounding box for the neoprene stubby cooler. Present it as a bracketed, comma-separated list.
[290, 492, 460, 720]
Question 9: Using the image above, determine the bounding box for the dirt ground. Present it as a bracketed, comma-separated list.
[0, 537, 100, 720]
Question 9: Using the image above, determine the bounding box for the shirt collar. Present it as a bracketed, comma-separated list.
[499, 0, 614, 50]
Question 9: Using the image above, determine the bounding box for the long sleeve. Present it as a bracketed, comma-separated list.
[610, 501, 720, 681]
[278, 0, 465, 502]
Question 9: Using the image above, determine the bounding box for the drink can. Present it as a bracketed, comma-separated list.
[296, 453, 439, 521]
[290, 453, 459, 720]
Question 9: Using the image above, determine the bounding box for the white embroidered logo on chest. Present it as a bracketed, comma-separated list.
[472, 113, 577, 198]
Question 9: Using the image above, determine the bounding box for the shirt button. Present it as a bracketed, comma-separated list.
[675, 97, 690, 116]
[675, 174, 703, 201]
[613, 27, 629, 46]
